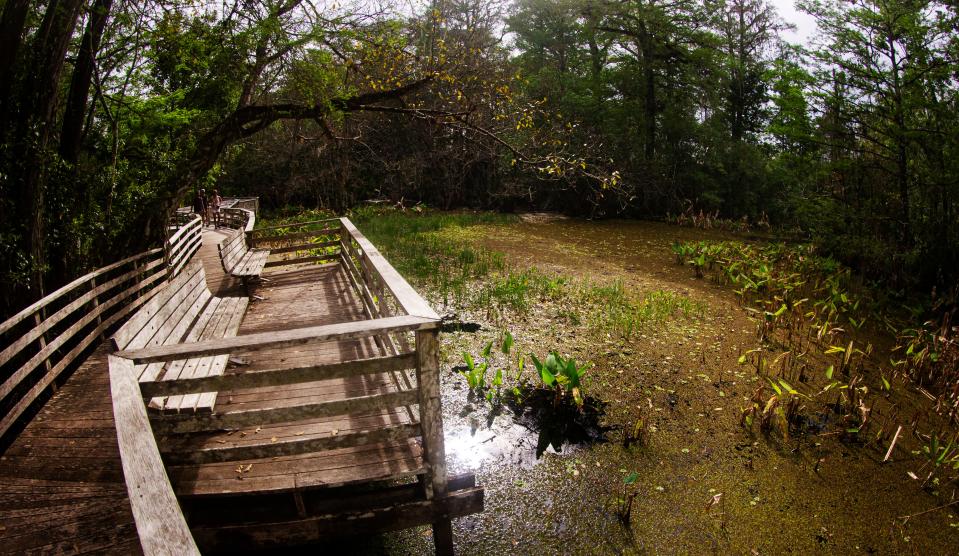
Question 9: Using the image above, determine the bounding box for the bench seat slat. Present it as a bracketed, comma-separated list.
[112, 259, 250, 415]
[143, 289, 213, 407]
[113, 263, 205, 351]
[165, 296, 246, 413]
[160, 298, 227, 412]
[194, 296, 249, 413]
[218, 229, 268, 280]
[136, 280, 210, 384]
[180, 297, 244, 412]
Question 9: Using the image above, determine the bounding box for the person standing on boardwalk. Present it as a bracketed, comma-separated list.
[211, 189, 222, 228]
[193, 189, 208, 226]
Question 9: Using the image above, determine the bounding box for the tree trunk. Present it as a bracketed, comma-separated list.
[61, 0, 113, 165]
[638, 30, 656, 161]
[14, 0, 86, 295]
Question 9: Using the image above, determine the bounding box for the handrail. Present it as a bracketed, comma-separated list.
[101, 212, 452, 553]
[117, 314, 437, 364]
[108, 355, 199, 555]
[250, 218, 340, 235]
[0, 248, 162, 337]
[0, 213, 203, 441]
[339, 218, 440, 320]
[166, 215, 202, 278]
[220, 207, 255, 232]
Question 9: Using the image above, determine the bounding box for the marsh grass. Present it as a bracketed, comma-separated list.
[350, 207, 707, 337]
[263, 206, 707, 337]
[583, 280, 707, 339]
[351, 206, 511, 307]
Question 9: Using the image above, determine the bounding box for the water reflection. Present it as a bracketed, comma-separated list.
[444, 389, 610, 472]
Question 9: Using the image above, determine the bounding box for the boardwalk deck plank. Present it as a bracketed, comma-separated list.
[0, 224, 464, 554]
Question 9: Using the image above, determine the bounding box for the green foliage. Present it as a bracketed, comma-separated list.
[529, 351, 590, 407]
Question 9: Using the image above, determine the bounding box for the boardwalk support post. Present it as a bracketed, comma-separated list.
[416, 328, 454, 555]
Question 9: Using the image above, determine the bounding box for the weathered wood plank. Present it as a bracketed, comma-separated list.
[0, 248, 162, 337]
[416, 330, 449, 498]
[164, 296, 247, 413]
[266, 240, 340, 255]
[140, 352, 415, 397]
[0, 268, 169, 407]
[0, 257, 165, 369]
[111, 262, 204, 350]
[107, 355, 199, 555]
[193, 296, 249, 412]
[161, 422, 420, 465]
[118, 314, 438, 364]
[1, 265, 165, 435]
[250, 218, 339, 234]
[252, 228, 339, 247]
[170, 440, 424, 497]
[264, 252, 341, 268]
[155, 388, 419, 434]
[189, 487, 483, 551]
[169, 233, 202, 278]
[165, 215, 200, 247]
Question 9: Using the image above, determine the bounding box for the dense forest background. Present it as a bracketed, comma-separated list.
[1, 0, 957, 319]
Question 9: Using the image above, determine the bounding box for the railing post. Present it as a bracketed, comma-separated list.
[415, 328, 453, 555]
[163, 230, 173, 281]
[90, 275, 105, 340]
[33, 311, 57, 394]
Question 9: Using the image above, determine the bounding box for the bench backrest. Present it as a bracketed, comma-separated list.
[218, 230, 247, 273]
[111, 261, 208, 351]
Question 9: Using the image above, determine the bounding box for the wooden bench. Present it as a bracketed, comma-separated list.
[111, 260, 248, 413]
[218, 229, 269, 284]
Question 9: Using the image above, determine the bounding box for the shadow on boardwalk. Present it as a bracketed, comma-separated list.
[0, 228, 236, 554]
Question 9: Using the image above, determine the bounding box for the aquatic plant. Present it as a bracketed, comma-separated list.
[459, 350, 488, 390]
[616, 471, 640, 524]
[459, 331, 519, 403]
[529, 351, 590, 407]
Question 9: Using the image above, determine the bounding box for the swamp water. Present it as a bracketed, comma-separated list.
[336, 218, 959, 554]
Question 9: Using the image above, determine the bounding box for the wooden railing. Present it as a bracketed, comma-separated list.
[108, 216, 452, 554]
[337, 217, 449, 537]
[221, 196, 259, 214]
[219, 206, 256, 232]
[249, 217, 341, 268]
[0, 214, 204, 442]
[165, 214, 202, 278]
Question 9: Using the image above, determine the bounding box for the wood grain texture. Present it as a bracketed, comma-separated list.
[3, 219, 474, 555]
[0, 248, 163, 337]
[141, 352, 416, 398]
[0, 344, 142, 555]
[154, 388, 419, 434]
[340, 218, 440, 320]
[188, 486, 483, 551]
[108, 355, 199, 555]
[118, 314, 437, 364]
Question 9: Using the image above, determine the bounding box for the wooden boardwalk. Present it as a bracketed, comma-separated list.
[164, 263, 424, 499]
[0, 341, 141, 555]
[0, 221, 478, 554]
[0, 226, 239, 554]
[0, 229, 358, 553]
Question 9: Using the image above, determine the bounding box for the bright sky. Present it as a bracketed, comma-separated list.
[770, 0, 820, 44]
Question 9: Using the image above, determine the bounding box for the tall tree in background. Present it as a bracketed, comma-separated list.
[801, 0, 959, 282]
